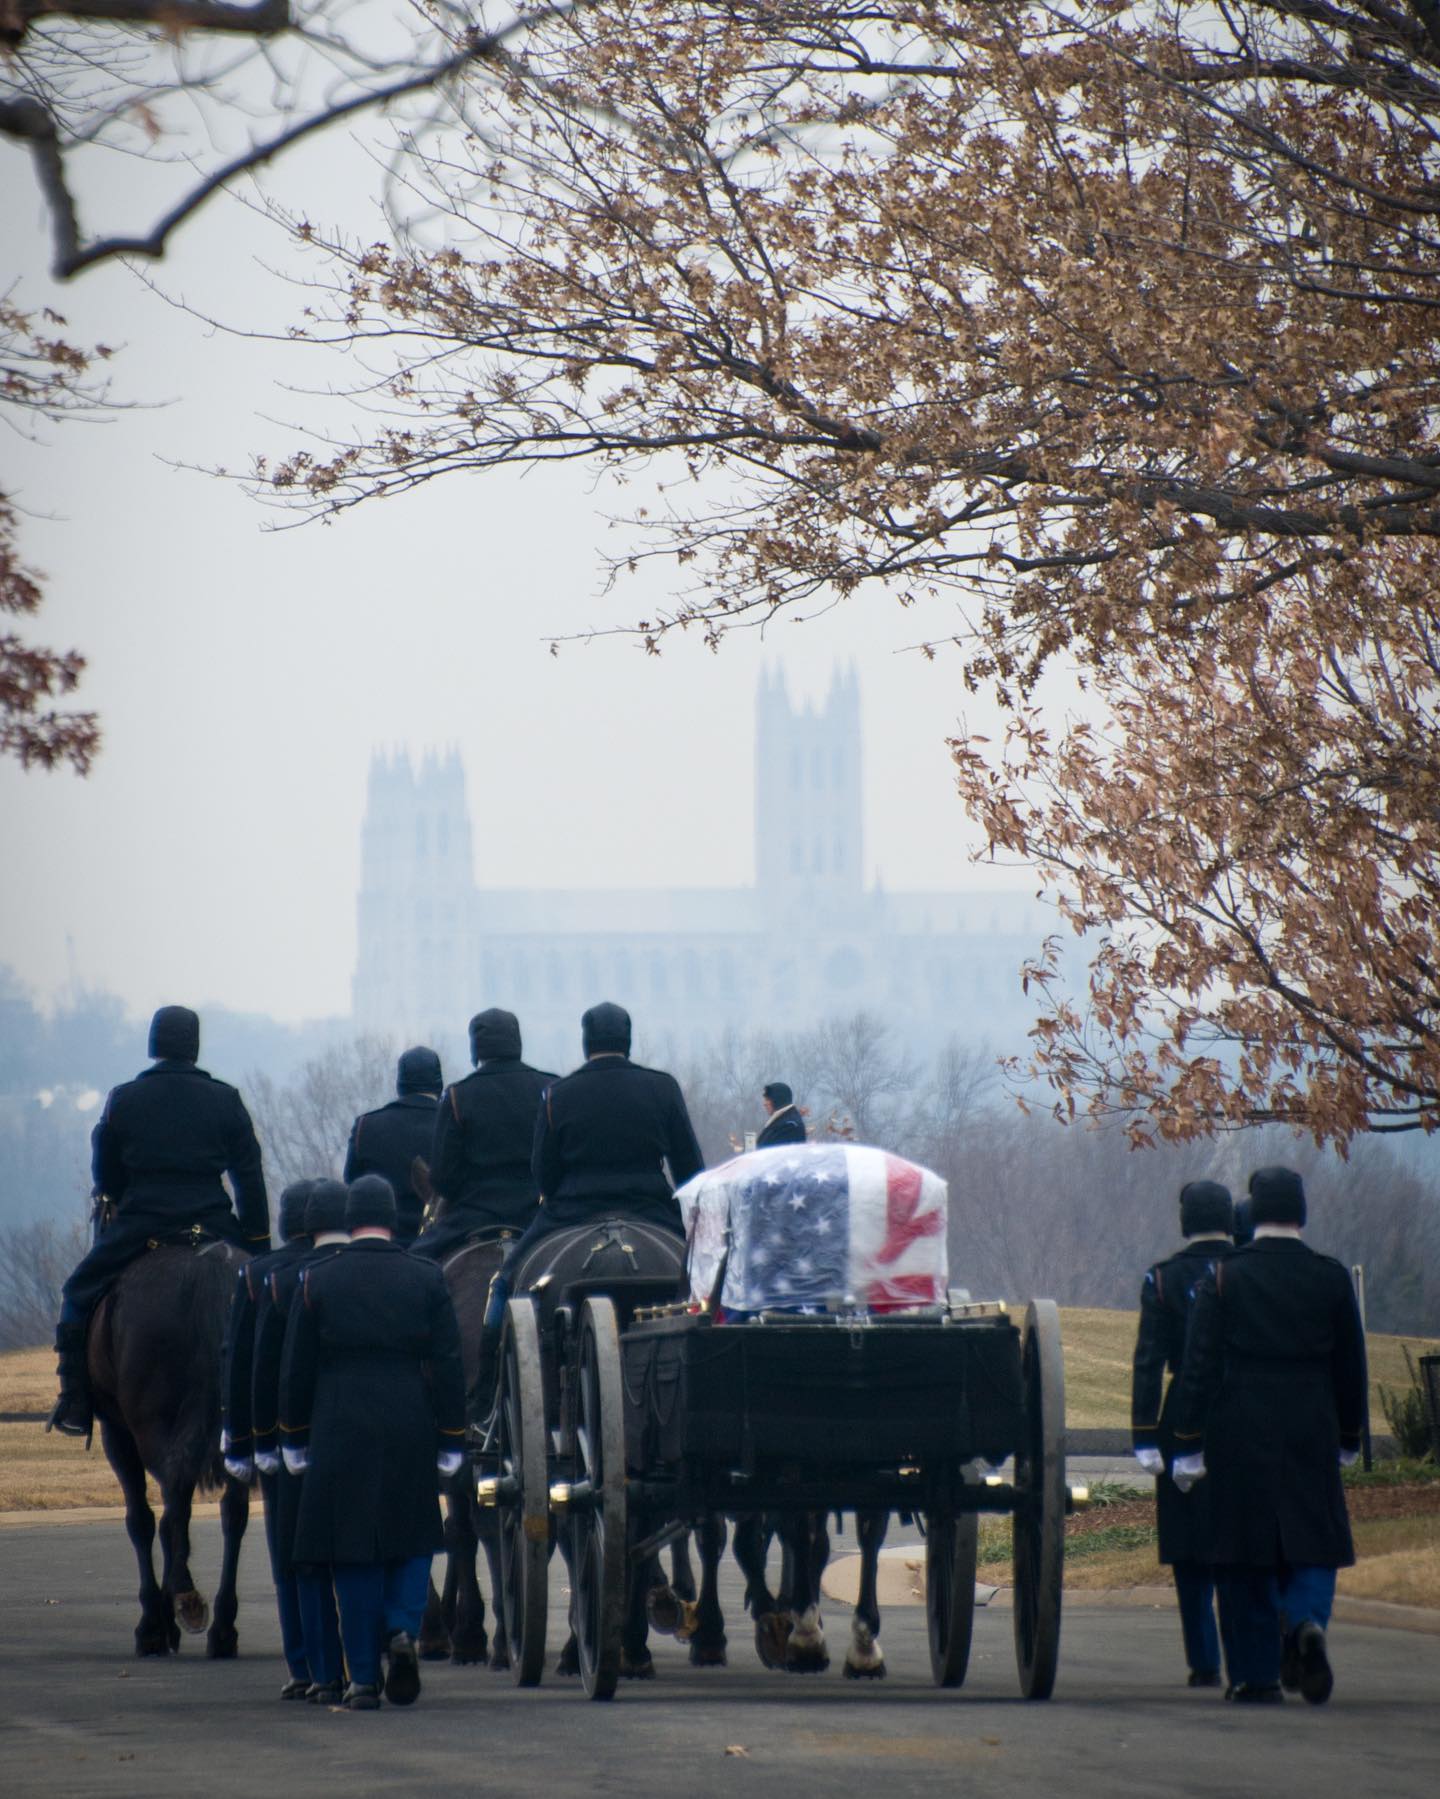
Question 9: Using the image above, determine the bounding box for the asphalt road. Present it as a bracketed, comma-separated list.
[2, 1515, 1434, 1799]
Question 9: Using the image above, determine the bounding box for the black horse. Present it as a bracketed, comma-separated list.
[87, 1242, 251, 1657]
[503, 1215, 698, 1680]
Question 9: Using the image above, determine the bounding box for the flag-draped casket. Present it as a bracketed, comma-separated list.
[677, 1143, 949, 1315]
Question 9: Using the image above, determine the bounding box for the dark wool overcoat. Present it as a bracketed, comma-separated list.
[1130, 1239, 1232, 1565]
[429, 1058, 556, 1231]
[91, 1060, 269, 1240]
[1172, 1237, 1367, 1570]
[221, 1240, 310, 1458]
[756, 1105, 807, 1149]
[343, 1094, 440, 1242]
[281, 1239, 465, 1565]
[531, 1056, 704, 1235]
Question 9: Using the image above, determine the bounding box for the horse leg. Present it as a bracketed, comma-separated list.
[159, 1479, 208, 1639]
[733, 1512, 789, 1670]
[784, 1513, 830, 1674]
[689, 1513, 728, 1667]
[418, 1576, 452, 1662]
[554, 1531, 580, 1676]
[448, 1485, 490, 1665]
[478, 1510, 510, 1670]
[843, 1509, 888, 1680]
[622, 1545, 662, 1679]
[205, 1473, 250, 1659]
[103, 1420, 171, 1657]
[669, 1529, 697, 1603]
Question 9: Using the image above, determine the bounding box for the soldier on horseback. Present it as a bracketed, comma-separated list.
[48, 1005, 270, 1439]
[343, 1046, 444, 1244]
[411, 1009, 555, 1262]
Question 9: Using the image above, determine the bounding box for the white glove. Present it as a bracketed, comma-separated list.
[437, 1449, 464, 1478]
[1134, 1447, 1164, 1475]
[255, 1450, 280, 1475]
[282, 1446, 309, 1475]
[1338, 1448, 1359, 1468]
[223, 1456, 253, 1482]
[1172, 1452, 1206, 1493]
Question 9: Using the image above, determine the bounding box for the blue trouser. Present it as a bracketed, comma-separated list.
[1219, 1565, 1337, 1689]
[294, 1566, 344, 1687]
[259, 1472, 308, 1680]
[332, 1557, 433, 1689]
[1173, 1561, 1225, 1677]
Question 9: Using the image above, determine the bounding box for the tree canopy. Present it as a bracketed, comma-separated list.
[263, 0, 1440, 1143]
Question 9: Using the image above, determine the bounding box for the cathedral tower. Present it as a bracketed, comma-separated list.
[352, 748, 476, 1030]
[754, 664, 863, 928]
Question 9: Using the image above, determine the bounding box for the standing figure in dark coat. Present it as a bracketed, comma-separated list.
[411, 1009, 555, 1261]
[1172, 1166, 1367, 1706]
[756, 1081, 807, 1149]
[342, 1047, 443, 1244]
[1130, 1179, 1235, 1688]
[220, 1178, 316, 1697]
[252, 1178, 349, 1702]
[49, 1005, 270, 1437]
[280, 1174, 465, 1711]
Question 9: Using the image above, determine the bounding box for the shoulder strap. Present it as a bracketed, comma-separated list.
[450, 1087, 461, 1121]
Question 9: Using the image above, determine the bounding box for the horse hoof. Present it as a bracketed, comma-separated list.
[647, 1586, 683, 1635]
[621, 1652, 656, 1680]
[555, 1639, 581, 1677]
[785, 1647, 831, 1674]
[690, 1640, 728, 1668]
[418, 1643, 450, 1663]
[134, 1634, 172, 1658]
[843, 1657, 887, 1679]
[489, 1647, 512, 1673]
[175, 1590, 209, 1635]
[206, 1629, 239, 1660]
[754, 1614, 792, 1671]
[450, 1643, 489, 1667]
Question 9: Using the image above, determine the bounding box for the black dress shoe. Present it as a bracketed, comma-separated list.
[306, 1680, 343, 1705]
[342, 1682, 381, 1711]
[1231, 1683, 1284, 1704]
[1188, 1669, 1223, 1688]
[1295, 1622, 1333, 1705]
[384, 1631, 421, 1706]
[279, 1677, 310, 1700]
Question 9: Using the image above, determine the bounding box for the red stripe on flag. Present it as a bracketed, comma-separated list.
[875, 1155, 943, 1266]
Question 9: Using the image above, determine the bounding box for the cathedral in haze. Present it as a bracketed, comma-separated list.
[351, 668, 1051, 1070]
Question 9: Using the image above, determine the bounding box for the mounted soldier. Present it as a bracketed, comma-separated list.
[343, 1046, 444, 1244]
[411, 1009, 555, 1262]
[1130, 1179, 1235, 1689]
[49, 1005, 270, 1438]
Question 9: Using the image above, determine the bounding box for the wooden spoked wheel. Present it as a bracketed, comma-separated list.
[926, 1485, 979, 1688]
[568, 1297, 627, 1701]
[496, 1297, 549, 1687]
[1011, 1297, 1065, 1699]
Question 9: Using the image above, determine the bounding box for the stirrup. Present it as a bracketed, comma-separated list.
[46, 1393, 93, 1445]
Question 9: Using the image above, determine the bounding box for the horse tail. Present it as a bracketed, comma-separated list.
[162, 1246, 240, 1497]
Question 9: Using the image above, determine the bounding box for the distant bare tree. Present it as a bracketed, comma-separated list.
[246, 1033, 395, 1194]
[0, 1214, 87, 1349]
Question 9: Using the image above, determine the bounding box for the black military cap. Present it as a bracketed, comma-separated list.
[1248, 1165, 1307, 1229]
[1179, 1179, 1233, 1238]
[582, 1001, 631, 1057]
[148, 1005, 200, 1062]
[469, 1008, 521, 1065]
[304, 1179, 349, 1236]
[278, 1179, 317, 1241]
[347, 1172, 398, 1231]
[397, 1046, 442, 1094]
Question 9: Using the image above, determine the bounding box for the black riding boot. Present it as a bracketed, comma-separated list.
[469, 1320, 503, 1421]
[47, 1322, 93, 1440]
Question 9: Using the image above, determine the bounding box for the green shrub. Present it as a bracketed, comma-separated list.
[1378, 1347, 1439, 1463]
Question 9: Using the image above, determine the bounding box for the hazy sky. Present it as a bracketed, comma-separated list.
[2, 127, 1046, 1026]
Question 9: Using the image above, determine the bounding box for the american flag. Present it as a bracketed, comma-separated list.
[678, 1143, 948, 1315]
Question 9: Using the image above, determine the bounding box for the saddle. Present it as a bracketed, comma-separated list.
[141, 1223, 234, 1256]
